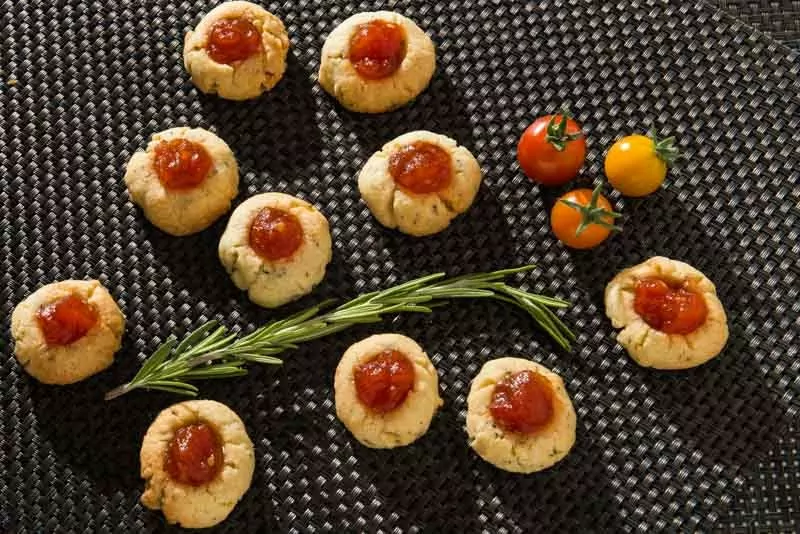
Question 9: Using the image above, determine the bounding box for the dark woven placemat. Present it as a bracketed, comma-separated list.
[1, 0, 799, 532]
[708, 4, 800, 531]
[716, 0, 800, 46]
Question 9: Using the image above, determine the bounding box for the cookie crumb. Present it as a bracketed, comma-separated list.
[7, 78, 17, 86]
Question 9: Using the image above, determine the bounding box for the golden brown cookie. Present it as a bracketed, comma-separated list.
[605, 256, 729, 369]
[124, 127, 239, 236]
[319, 11, 435, 113]
[10, 280, 125, 385]
[334, 333, 442, 448]
[218, 192, 332, 308]
[140, 399, 255, 529]
[184, 1, 289, 100]
[358, 130, 482, 236]
[466, 357, 576, 473]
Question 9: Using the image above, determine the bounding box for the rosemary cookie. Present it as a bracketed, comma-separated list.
[319, 11, 435, 113]
[184, 1, 290, 100]
[466, 357, 576, 473]
[140, 399, 255, 529]
[334, 333, 442, 448]
[124, 126, 239, 236]
[218, 192, 332, 308]
[10, 280, 125, 384]
[605, 256, 729, 369]
[358, 130, 482, 236]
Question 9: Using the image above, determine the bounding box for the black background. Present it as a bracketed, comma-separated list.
[1, 1, 798, 532]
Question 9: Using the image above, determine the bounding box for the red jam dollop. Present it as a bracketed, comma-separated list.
[249, 207, 304, 261]
[348, 20, 406, 80]
[206, 18, 262, 64]
[489, 370, 555, 434]
[634, 277, 708, 335]
[153, 139, 213, 190]
[354, 350, 416, 413]
[388, 142, 453, 194]
[165, 423, 224, 486]
[36, 295, 98, 346]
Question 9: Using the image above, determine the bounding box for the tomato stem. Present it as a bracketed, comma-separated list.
[560, 184, 622, 236]
[545, 108, 582, 152]
[649, 129, 679, 165]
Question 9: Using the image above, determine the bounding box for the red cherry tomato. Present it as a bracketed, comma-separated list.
[517, 112, 586, 186]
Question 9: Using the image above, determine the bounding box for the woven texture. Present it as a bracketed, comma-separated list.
[717, 0, 800, 45]
[1, 0, 799, 532]
[708, 2, 800, 532]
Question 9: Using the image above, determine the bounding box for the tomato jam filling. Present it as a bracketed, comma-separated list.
[153, 139, 213, 190]
[348, 20, 406, 80]
[354, 350, 415, 413]
[634, 277, 708, 335]
[206, 18, 262, 64]
[388, 142, 452, 194]
[165, 423, 224, 486]
[36, 295, 98, 346]
[489, 370, 555, 434]
[249, 207, 304, 261]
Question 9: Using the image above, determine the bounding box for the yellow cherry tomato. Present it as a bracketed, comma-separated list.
[604, 133, 678, 197]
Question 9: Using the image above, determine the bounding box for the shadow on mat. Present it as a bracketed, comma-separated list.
[375, 184, 515, 280]
[477, 431, 625, 532]
[27, 376, 160, 495]
[337, 72, 476, 155]
[564, 187, 793, 489]
[198, 47, 325, 189]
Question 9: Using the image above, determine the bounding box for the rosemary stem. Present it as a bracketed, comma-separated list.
[105, 266, 575, 400]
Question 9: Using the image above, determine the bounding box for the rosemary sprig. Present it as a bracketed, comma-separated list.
[105, 266, 575, 400]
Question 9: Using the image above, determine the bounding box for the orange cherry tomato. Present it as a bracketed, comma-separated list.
[517, 112, 586, 186]
[550, 185, 620, 249]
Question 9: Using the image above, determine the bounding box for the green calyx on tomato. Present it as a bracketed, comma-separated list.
[649, 130, 680, 165]
[545, 109, 583, 152]
[559, 184, 622, 236]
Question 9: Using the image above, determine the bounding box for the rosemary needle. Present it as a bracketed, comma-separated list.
[105, 266, 575, 400]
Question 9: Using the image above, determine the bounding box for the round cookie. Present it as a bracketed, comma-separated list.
[10, 280, 125, 385]
[319, 11, 436, 113]
[140, 399, 255, 528]
[124, 127, 239, 236]
[184, 1, 290, 101]
[334, 333, 442, 448]
[218, 192, 332, 308]
[358, 130, 482, 236]
[466, 357, 576, 474]
[605, 256, 729, 370]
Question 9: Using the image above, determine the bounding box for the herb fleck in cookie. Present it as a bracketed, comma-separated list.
[124, 127, 239, 236]
[184, 1, 289, 100]
[218, 192, 332, 308]
[140, 399, 255, 529]
[335, 333, 442, 448]
[605, 256, 729, 369]
[11, 280, 125, 384]
[466, 357, 576, 473]
[319, 11, 435, 113]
